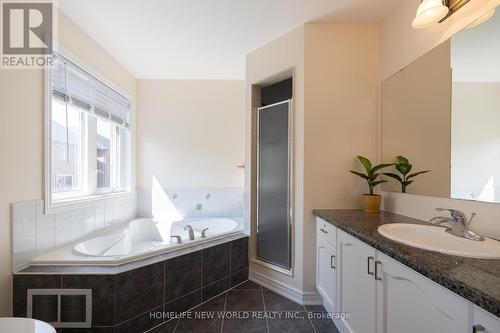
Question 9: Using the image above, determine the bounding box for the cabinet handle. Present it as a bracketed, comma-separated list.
[375, 261, 382, 281]
[473, 325, 485, 333]
[367, 256, 374, 275]
[331, 255, 336, 269]
[320, 228, 328, 234]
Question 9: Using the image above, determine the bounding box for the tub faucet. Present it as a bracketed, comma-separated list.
[430, 208, 484, 241]
[184, 225, 195, 240]
[201, 228, 209, 238]
[170, 235, 182, 244]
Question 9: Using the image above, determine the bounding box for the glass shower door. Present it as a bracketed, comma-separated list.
[256, 100, 292, 271]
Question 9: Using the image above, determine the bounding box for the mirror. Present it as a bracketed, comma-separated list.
[381, 6, 500, 203]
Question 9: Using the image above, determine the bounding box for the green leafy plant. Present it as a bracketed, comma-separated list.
[383, 155, 430, 193]
[350, 156, 394, 195]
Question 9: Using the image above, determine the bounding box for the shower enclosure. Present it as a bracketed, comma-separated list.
[256, 99, 292, 273]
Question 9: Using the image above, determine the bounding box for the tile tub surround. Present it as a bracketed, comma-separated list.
[13, 236, 249, 332]
[12, 192, 137, 270]
[313, 209, 500, 317]
[137, 187, 243, 219]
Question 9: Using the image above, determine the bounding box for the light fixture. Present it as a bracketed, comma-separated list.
[412, 0, 450, 29]
[466, 9, 496, 29]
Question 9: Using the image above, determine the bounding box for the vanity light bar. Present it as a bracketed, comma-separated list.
[413, 0, 470, 29]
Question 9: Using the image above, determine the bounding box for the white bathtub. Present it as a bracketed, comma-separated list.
[29, 217, 243, 266]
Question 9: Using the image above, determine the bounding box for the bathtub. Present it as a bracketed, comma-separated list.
[29, 217, 243, 266]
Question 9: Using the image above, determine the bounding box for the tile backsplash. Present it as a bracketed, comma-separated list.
[12, 188, 243, 271]
[137, 187, 244, 219]
[12, 191, 137, 270]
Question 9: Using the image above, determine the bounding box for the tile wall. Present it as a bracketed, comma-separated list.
[12, 192, 137, 270]
[137, 187, 244, 219]
[12, 187, 244, 271]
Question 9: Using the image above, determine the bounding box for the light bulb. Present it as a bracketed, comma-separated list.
[412, 0, 450, 29]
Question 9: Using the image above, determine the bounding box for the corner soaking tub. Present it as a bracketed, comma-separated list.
[30, 217, 243, 266]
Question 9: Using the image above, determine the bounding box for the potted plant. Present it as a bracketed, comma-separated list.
[383, 155, 430, 193]
[350, 156, 393, 213]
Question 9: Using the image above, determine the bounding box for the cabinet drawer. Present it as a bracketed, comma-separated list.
[316, 217, 337, 247]
[473, 306, 500, 333]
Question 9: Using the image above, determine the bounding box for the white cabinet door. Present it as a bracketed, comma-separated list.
[317, 236, 337, 314]
[316, 217, 337, 247]
[473, 306, 500, 333]
[376, 252, 470, 333]
[337, 230, 377, 333]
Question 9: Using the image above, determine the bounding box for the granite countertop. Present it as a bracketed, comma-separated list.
[313, 209, 500, 318]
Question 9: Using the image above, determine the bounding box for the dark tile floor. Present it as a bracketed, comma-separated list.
[149, 280, 340, 333]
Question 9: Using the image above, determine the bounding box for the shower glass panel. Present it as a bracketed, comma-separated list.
[257, 99, 291, 271]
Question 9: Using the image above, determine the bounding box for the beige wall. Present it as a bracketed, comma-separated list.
[380, 0, 500, 240]
[0, 12, 136, 316]
[245, 26, 306, 293]
[303, 23, 379, 292]
[381, 41, 451, 197]
[137, 79, 245, 189]
[245, 23, 379, 297]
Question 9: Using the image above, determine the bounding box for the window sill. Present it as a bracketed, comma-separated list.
[45, 190, 133, 214]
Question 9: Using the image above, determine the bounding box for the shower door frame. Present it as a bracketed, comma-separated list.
[254, 98, 294, 276]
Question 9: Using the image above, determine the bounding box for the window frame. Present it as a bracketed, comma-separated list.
[44, 47, 133, 214]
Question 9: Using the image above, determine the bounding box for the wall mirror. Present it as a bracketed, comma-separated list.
[381, 6, 500, 203]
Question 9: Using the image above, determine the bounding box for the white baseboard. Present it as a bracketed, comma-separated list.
[250, 269, 352, 333]
[249, 269, 322, 306]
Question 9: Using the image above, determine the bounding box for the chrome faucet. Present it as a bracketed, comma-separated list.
[430, 208, 484, 241]
[201, 228, 209, 238]
[184, 225, 195, 240]
[170, 235, 182, 244]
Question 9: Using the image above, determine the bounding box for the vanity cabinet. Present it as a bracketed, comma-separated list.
[337, 230, 377, 333]
[473, 306, 500, 333]
[317, 237, 337, 313]
[315, 217, 500, 333]
[376, 251, 469, 333]
[316, 219, 337, 314]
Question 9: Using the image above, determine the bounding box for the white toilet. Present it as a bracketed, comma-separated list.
[0, 318, 56, 333]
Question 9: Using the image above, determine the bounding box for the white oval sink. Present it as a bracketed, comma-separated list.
[378, 224, 500, 259]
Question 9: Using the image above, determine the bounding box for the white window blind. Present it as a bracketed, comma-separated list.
[51, 53, 131, 128]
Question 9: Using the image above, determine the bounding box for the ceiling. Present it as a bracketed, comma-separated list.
[58, 0, 400, 79]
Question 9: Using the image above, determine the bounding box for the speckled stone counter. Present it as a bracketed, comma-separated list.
[313, 209, 500, 318]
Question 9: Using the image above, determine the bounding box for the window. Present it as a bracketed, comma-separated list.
[46, 53, 131, 211]
[51, 99, 82, 193]
[96, 118, 118, 190]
